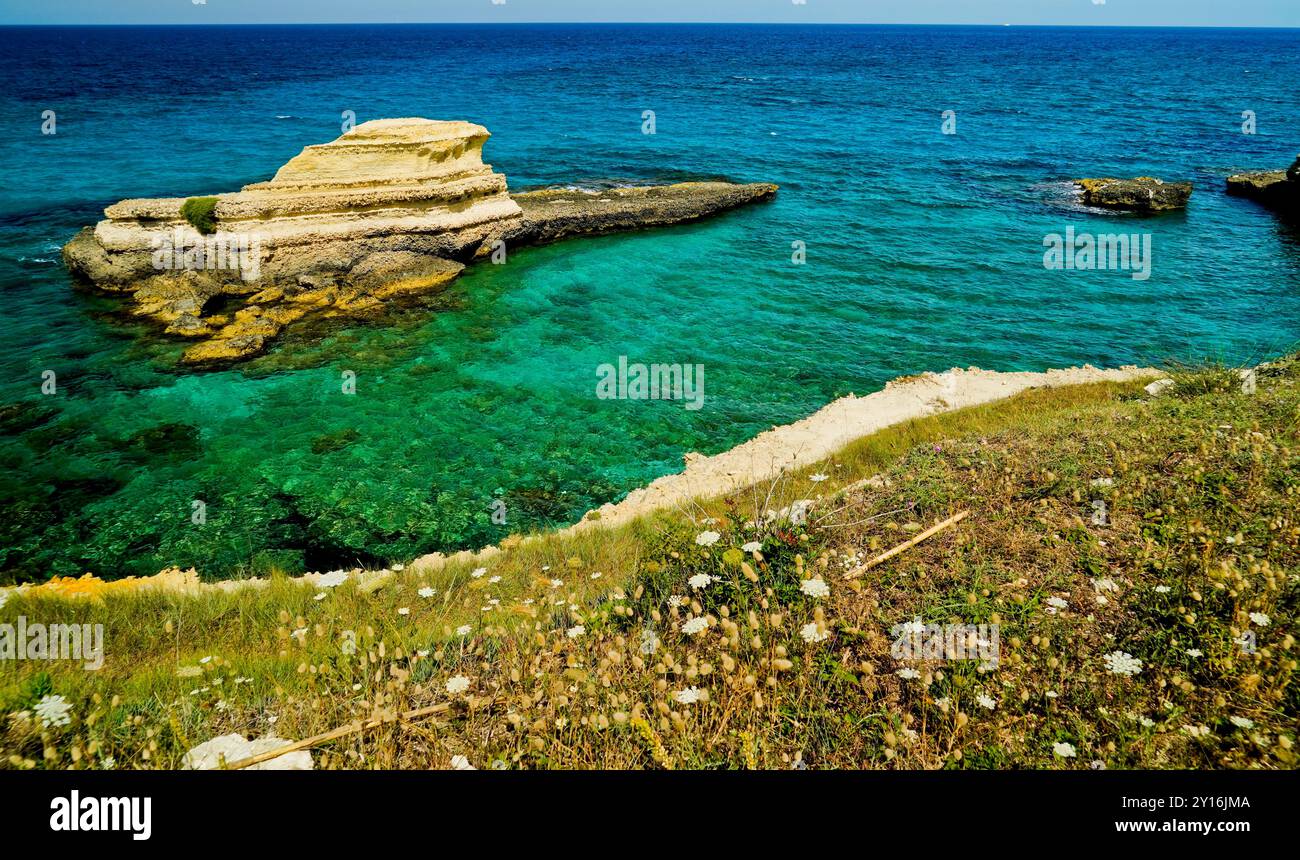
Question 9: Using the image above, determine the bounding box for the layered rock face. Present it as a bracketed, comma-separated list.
[64, 119, 775, 365]
[1074, 177, 1192, 212]
[66, 119, 523, 364]
[1227, 155, 1300, 215]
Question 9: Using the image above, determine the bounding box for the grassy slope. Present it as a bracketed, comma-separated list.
[1, 361, 1297, 770]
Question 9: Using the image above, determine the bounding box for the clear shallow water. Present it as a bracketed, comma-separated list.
[1, 24, 1298, 580]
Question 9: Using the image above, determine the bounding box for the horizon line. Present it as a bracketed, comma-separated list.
[3, 21, 1300, 30]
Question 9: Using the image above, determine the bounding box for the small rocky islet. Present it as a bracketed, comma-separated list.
[1227, 154, 1300, 215]
[1073, 176, 1193, 212]
[62, 118, 776, 365]
[1068, 154, 1300, 216]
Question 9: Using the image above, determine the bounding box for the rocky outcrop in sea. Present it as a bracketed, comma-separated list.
[1073, 177, 1192, 212]
[1227, 154, 1300, 215]
[63, 118, 776, 364]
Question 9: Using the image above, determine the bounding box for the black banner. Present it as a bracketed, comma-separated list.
[1, 769, 1291, 848]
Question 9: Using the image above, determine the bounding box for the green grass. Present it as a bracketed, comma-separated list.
[180, 196, 219, 235]
[2, 360, 1296, 770]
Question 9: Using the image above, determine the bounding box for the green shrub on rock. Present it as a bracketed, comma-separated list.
[180, 196, 219, 235]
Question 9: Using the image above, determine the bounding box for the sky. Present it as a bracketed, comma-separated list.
[0, 0, 1297, 28]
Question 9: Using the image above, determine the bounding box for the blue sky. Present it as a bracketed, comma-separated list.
[1, 0, 1297, 27]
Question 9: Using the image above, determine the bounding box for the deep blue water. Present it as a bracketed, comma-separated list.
[0, 24, 1298, 580]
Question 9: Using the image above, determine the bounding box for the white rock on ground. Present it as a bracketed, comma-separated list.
[183, 734, 313, 770]
[1144, 378, 1175, 396]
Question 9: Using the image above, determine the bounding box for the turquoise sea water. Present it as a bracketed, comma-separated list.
[1, 24, 1298, 580]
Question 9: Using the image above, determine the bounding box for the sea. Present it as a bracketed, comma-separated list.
[0, 23, 1297, 579]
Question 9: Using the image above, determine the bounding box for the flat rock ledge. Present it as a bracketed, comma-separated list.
[1074, 177, 1192, 212]
[508, 182, 777, 246]
[1227, 154, 1300, 215]
[63, 118, 776, 365]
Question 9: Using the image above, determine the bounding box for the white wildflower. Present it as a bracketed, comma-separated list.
[680, 617, 709, 636]
[471, 567, 486, 578]
[455, 624, 472, 637]
[1053, 742, 1077, 758]
[566, 625, 585, 639]
[741, 542, 762, 553]
[1185, 648, 1203, 658]
[674, 687, 702, 705]
[688, 573, 714, 590]
[1103, 651, 1142, 676]
[418, 586, 435, 598]
[799, 577, 830, 598]
[1249, 612, 1270, 626]
[639, 627, 660, 655]
[900, 616, 925, 636]
[1154, 585, 1171, 594]
[976, 694, 997, 711]
[397, 607, 409, 616]
[694, 530, 721, 547]
[445, 675, 471, 695]
[809, 473, 828, 483]
[33, 694, 72, 728]
[800, 623, 828, 643]
[896, 668, 920, 680]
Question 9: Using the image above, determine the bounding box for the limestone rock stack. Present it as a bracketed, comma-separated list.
[63, 118, 777, 365]
[65, 119, 523, 363]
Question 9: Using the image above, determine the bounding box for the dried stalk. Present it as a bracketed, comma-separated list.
[223, 702, 452, 770]
[842, 510, 970, 580]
